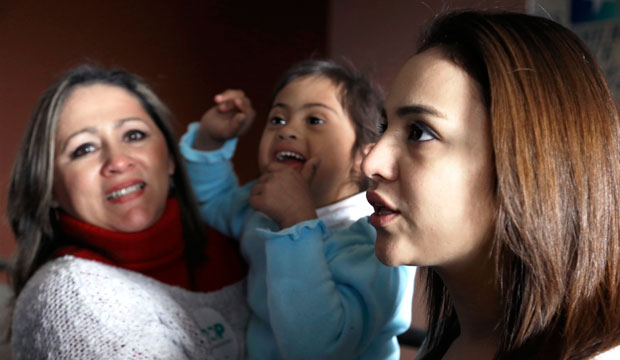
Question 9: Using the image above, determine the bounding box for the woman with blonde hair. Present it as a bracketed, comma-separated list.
[8, 65, 249, 359]
[362, 11, 620, 359]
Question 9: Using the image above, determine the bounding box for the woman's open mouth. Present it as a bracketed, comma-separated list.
[366, 191, 400, 227]
[105, 182, 146, 201]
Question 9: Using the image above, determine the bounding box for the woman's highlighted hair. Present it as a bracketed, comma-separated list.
[417, 11, 620, 359]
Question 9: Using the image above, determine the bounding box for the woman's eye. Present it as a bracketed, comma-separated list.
[308, 116, 324, 125]
[125, 129, 146, 142]
[377, 122, 387, 134]
[270, 116, 286, 125]
[409, 123, 437, 142]
[71, 143, 96, 159]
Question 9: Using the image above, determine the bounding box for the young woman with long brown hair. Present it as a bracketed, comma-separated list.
[362, 11, 620, 359]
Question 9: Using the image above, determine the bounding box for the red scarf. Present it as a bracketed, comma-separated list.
[55, 198, 247, 292]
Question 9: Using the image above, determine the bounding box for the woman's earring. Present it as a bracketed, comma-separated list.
[50, 206, 60, 223]
[169, 177, 175, 194]
[50, 199, 60, 222]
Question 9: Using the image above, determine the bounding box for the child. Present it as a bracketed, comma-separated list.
[180, 60, 414, 359]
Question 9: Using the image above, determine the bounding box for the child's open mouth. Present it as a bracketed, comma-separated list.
[275, 151, 306, 171]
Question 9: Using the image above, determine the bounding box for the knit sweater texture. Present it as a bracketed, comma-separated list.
[11, 198, 250, 359]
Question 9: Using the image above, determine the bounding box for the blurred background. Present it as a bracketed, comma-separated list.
[1, 0, 618, 357]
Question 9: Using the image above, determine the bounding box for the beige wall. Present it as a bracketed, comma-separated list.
[328, 0, 525, 90]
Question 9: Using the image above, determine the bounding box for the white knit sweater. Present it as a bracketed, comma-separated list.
[11, 256, 250, 360]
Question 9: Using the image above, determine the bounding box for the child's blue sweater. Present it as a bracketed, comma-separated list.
[180, 123, 414, 359]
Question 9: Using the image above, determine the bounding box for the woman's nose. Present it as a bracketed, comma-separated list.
[361, 137, 398, 182]
[101, 147, 134, 175]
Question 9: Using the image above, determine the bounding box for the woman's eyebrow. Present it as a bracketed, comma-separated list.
[396, 105, 447, 120]
[59, 117, 146, 152]
[115, 117, 147, 128]
[60, 127, 97, 153]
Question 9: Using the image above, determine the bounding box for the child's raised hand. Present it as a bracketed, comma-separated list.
[249, 158, 321, 229]
[193, 89, 256, 151]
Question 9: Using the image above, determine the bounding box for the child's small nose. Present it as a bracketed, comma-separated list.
[276, 124, 299, 140]
[277, 133, 297, 140]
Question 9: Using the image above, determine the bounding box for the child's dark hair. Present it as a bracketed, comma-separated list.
[271, 59, 383, 189]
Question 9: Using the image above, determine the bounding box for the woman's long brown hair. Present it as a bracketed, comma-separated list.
[417, 11, 620, 359]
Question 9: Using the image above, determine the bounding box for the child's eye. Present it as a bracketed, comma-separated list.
[270, 116, 286, 125]
[71, 143, 96, 159]
[308, 116, 324, 125]
[124, 129, 147, 142]
[409, 122, 437, 142]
